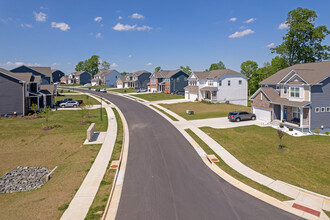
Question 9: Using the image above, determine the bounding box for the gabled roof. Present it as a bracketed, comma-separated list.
[73, 71, 91, 76]
[11, 65, 52, 78]
[133, 70, 151, 76]
[40, 84, 55, 95]
[0, 68, 40, 83]
[250, 87, 310, 107]
[260, 61, 330, 85]
[192, 69, 245, 80]
[152, 70, 187, 78]
[99, 69, 116, 76]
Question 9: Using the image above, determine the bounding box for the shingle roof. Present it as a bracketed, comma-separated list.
[0, 68, 34, 82]
[73, 71, 90, 76]
[40, 84, 54, 95]
[260, 61, 330, 85]
[193, 69, 243, 80]
[28, 66, 52, 78]
[253, 87, 310, 107]
[133, 70, 151, 76]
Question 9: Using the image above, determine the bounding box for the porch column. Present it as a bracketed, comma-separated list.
[37, 96, 39, 109]
[300, 107, 303, 128]
[280, 105, 283, 121]
[210, 91, 213, 103]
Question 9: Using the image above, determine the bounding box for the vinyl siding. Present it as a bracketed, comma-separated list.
[310, 77, 330, 129]
[170, 71, 189, 94]
[0, 73, 24, 115]
[104, 70, 121, 87]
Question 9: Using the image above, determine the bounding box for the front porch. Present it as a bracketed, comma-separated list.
[272, 104, 310, 130]
[200, 87, 218, 103]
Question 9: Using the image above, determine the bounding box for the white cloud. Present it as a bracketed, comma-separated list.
[146, 62, 153, 66]
[244, 18, 256, 23]
[130, 13, 144, 19]
[118, 16, 123, 20]
[128, 55, 132, 58]
[33, 11, 47, 22]
[1, 61, 40, 68]
[266, 43, 275, 48]
[94, 17, 102, 22]
[40, 6, 48, 10]
[0, 17, 12, 23]
[51, 22, 70, 31]
[136, 25, 152, 31]
[229, 17, 237, 22]
[239, 26, 246, 29]
[52, 62, 60, 66]
[113, 22, 136, 31]
[21, 24, 32, 28]
[278, 22, 289, 30]
[96, 33, 102, 39]
[229, 29, 255, 38]
[111, 63, 118, 67]
[112, 22, 152, 31]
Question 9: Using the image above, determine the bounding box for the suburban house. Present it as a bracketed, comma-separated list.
[52, 69, 65, 83]
[149, 70, 189, 94]
[0, 68, 54, 115]
[250, 61, 330, 132]
[68, 71, 91, 85]
[92, 69, 121, 87]
[11, 65, 53, 84]
[185, 69, 248, 106]
[116, 70, 151, 89]
[60, 75, 69, 84]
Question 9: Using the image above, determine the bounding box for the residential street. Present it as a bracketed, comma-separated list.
[80, 91, 302, 220]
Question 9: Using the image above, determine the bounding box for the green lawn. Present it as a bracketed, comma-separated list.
[132, 93, 184, 101]
[85, 108, 123, 220]
[160, 102, 251, 120]
[55, 94, 100, 105]
[150, 105, 179, 121]
[109, 88, 136, 93]
[57, 89, 78, 93]
[0, 109, 107, 220]
[185, 129, 291, 201]
[60, 84, 83, 87]
[201, 125, 330, 196]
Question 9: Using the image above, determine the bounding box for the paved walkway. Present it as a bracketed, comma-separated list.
[147, 102, 330, 219]
[60, 96, 118, 220]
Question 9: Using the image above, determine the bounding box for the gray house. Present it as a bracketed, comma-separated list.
[52, 69, 65, 83]
[250, 61, 330, 132]
[0, 68, 43, 116]
[149, 70, 189, 94]
[92, 69, 121, 87]
[68, 71, 91, 85]
[11, 65, 52, 84]
[117, 70, 151, 89]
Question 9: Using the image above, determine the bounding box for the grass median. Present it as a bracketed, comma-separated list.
[85, 108, 124, 220]
[185, 129, 291, 201]
[150, 105, 179, 121]
[0, 109, 107, 220]
[201, 125, 330, 196]
[109, 88, 136, 93]
[160, 102, 251, 120]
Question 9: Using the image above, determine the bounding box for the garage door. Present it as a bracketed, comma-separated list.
[253, 107, 271, 122]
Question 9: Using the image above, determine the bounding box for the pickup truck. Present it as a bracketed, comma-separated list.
[56, 98, 83, 106]
[59, 100, 80, 108]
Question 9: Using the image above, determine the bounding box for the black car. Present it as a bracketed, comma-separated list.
[228, 111, 256, 122]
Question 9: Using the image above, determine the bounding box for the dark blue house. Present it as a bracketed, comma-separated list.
[52, 69, 65, 83]
[11, 65, 52, 84]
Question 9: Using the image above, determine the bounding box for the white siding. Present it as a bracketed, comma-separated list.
[216, 75, 248, 106]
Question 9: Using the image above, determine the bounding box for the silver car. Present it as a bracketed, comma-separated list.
[228, 111, 256, 122]
[59, 100, 79, 108]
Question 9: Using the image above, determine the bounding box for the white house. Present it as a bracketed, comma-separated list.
[185, 69, 248, 106]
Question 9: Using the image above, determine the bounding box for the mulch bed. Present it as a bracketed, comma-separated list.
[80, 122, 88, 125]
[23, 115, 42, 120]
[42, 126, 53, 131]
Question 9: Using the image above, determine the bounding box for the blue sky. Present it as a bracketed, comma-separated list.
[0, 0, 329, 74]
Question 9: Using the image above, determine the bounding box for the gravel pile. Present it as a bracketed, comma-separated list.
[0, 166, 51, 193]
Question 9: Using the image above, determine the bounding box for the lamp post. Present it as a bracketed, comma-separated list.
[100, 95, 102, 121]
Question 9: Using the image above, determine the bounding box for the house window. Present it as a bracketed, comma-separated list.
[228, 80, 231, 86]
[184, 77, 187, 81]
[290, 87, 300, 98]
[315, 107, 320, 113]
[151, 79, 156, 84]
[321, 107, 325, 112]
[292, 107, 300, 119]
[176, 78, 180, 82]
[239, 80, 242, 85]
[327, 107, 330, 112]
[208, 80, 213, 86]
[219, 80, 222, 86]
[283, 86, 287, 94]
[189, 81, 196, 86]
[261, 93, 263, 100]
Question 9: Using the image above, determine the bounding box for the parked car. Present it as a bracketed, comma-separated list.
[100, 88, 107, 93]
[95, 88, 100, 92]
[56, 98, 73, 106]
[136, 88, 147, 93]
[228, 111, 256, 122]
[59, 100, 80, 108]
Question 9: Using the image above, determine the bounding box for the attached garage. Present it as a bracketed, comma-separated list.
[253, 107, 271, 122]
[185, 86, 198, 101]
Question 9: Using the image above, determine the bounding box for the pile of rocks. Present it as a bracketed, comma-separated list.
[0, 166, 51, 193]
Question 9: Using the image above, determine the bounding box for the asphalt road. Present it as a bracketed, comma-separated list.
[83, 90, 302, 220]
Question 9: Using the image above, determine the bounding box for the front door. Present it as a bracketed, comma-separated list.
[205, 91, 210, 99]
[283, 107, 287, 120]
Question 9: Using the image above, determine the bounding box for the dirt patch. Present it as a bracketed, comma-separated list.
[42, 126, 54, 131]
[80, 122, 88, 125]
[23, 115, 42, 120]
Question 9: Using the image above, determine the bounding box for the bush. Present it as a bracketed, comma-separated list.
[279, 124, 284, 128]
[325, 131, 329, 135]
[315, 128, 320, 134]
[288, 127, 293, 131]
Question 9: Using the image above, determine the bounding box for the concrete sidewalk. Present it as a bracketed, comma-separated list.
[148, 102, 330, 219]
[60, 98, 118, 220]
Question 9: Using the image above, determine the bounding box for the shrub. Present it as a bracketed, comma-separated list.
[279, 124, 284, 128]
[315, 128, 320, 134]
[288, 127, 293, 131]
[325, 131, 329, 135]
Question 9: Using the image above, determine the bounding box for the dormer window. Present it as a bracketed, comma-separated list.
[219, 80, 222, 86]
[208, 80, 213, 86]
[283, 86, 287, 94]
[290, 87, 300, 98]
